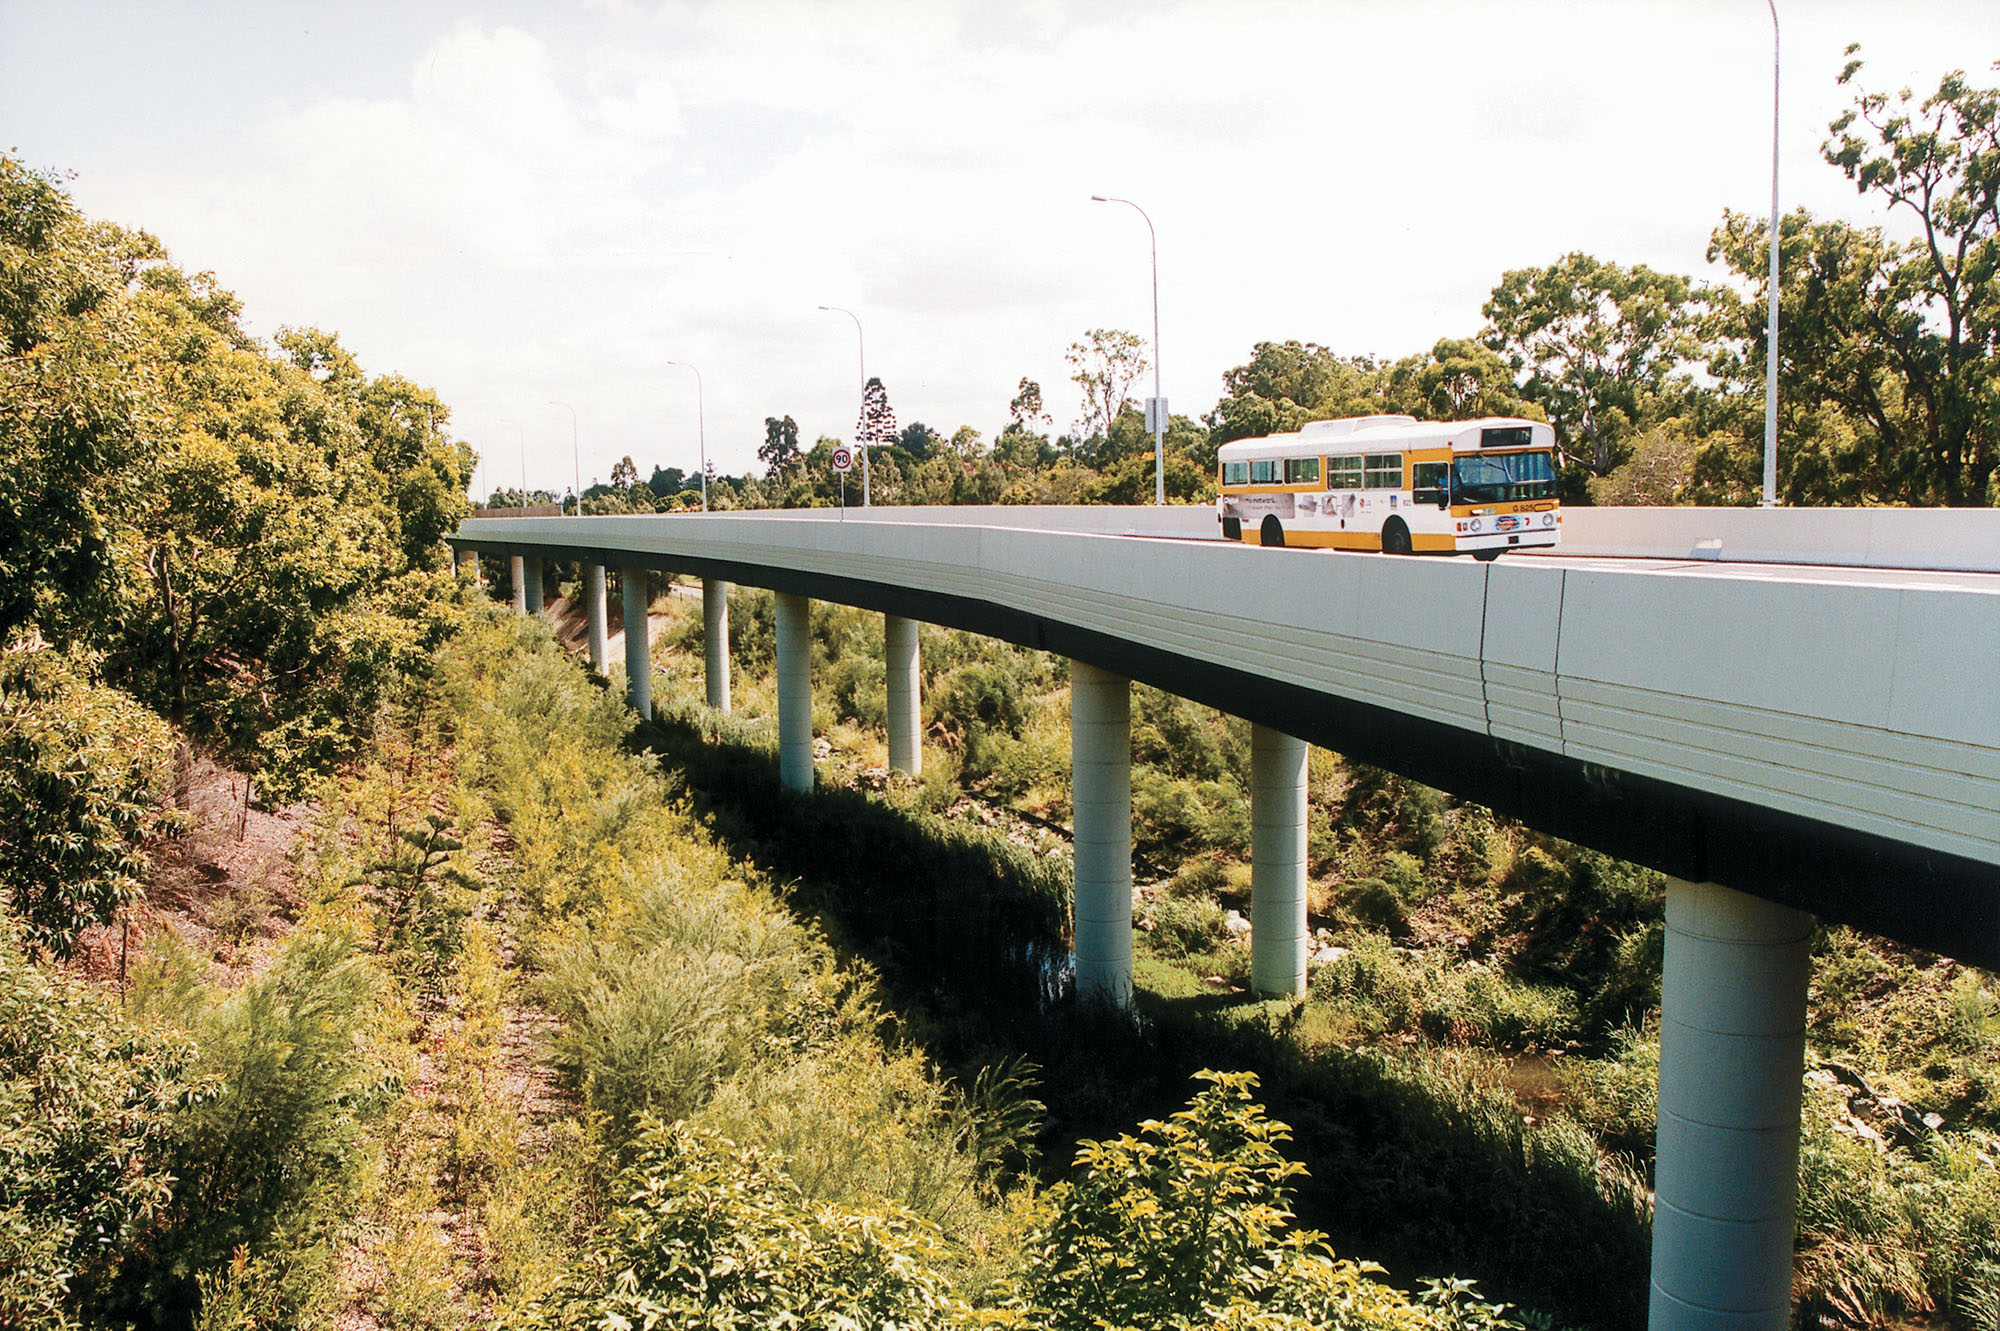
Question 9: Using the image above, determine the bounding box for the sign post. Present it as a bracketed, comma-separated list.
[831, 445, 853, 513]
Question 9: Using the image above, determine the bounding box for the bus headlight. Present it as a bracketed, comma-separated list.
[1468, 518, 1483, 534]
[1541, 513, 1555, 528]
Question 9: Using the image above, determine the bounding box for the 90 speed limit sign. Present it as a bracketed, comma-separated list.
[830, 446, 853, 473]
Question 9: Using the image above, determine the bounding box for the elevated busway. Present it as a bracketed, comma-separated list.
[455, 500, 1998, 1328]
[452, 503, 2000, 971]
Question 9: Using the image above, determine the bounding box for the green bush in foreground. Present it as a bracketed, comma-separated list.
[0, 632, 178, 959]
[524, 1118, 973, 1331]
[0, 927, 204, 1328]
[1013, 1071, 1524, 1331]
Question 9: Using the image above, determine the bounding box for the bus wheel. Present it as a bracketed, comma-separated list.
[1260, 516, 1286, 547]
[1474, 549, 1503, 562]
[1381, 518, 1412, 555]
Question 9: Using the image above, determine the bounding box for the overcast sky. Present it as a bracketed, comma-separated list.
[4, 1, 1995, 495]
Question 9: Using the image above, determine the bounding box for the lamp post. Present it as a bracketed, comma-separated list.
[665, 360, 709, 511]
[497, 418, 526, 504]
[1092, 195, 1166, 506]
[549, 400, 580, 516]
[818, 304, 869, 506]
[1762, 0, 1782, 508]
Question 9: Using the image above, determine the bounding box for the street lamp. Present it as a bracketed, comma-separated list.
[665, 361, 709, 511]
[1092, 194, 1166, 506]
[1762, 0, 1782, 508]
[497, 418, 526, 505]
[549, 400, 581, 516]
[818, 304, 869, 506]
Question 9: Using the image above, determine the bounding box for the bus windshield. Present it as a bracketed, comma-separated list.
[1453, 451, 1558, 503]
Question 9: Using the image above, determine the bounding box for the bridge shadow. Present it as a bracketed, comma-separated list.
[630, 701, 1650, 1330]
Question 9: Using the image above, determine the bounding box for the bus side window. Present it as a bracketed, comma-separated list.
[1413, 461, 1449, 505]
[1222, 460, 1250, 486]
[1285, 457, 1320, 485]
[1364, 454, 1404, 490]
[1249, 459, 1281, 484]
[1327, 455, 1363, 489]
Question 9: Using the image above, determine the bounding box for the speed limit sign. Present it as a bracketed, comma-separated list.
[830, 446, 853, 473]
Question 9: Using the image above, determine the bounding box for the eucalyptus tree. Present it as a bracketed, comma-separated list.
[1482, 253, 1706, 484]
[1065, 328, 1148, 443]
[0, 157, 155, 649]
[1700, 54, 1998, 506]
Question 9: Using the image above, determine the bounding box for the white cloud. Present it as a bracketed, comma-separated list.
[16, 0, 1995, 488]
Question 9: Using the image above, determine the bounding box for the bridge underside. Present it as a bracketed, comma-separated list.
[455, 539, 1999, 969]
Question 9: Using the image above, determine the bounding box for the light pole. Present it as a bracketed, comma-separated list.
[818, 304, 869, 506]
[497, 418, 526, 504]
[549, 400, 581, 516]
[1092, 194, 1166, 506]
[1762, 0, 1782, 508]
[665, 361, 709, 511]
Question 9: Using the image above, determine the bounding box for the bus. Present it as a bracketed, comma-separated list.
[1215, 414, 1561, 559]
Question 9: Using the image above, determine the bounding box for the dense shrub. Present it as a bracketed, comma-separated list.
[1014, 1071, 1521, 1331]
[116, 922, 397, 1327]
[1310, 935, 1581, 1052]
[0, 632, 178, 958]
[526, 1119, 973, 1330]
[0, 927, 203, 1327]
[1143, 893, 1232, 959]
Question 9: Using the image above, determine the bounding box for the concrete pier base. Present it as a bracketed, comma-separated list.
[1071, 661, 1132, 1007]
[775, 592, 813, 793]
[522, 558, 544, 614]
[620, 567, 651, 720]
[1249, 724, 1309, 997]
[886, 614, 921, 776]
[509, 555, 527, 614]
[1650, 877, 1812, 1331]
[703, 578, 732, 714]
[585, 564, 608, 675]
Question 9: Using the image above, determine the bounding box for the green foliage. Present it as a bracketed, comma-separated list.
[354, 810, 481, 993]
[1143, 894, 1232, 960]
[1482, 251, 1706, 485]
[1309, 935, 1580, 1052]
[1067, 328, 1150, 444]
[0, 630, 178, 958]
[0, 156, 153, 649]
[1014, 1070, 1513, 1331]
[528, 1119, 973, 1330]
[120, 922, 397, 1327]
[0, 926, 206, 1327]
[537, 874, 822, 1141]
[1206, 341, 1389, 448]
[1794, 1078, 2000, 1325]
[2, 157, 470, 801]
[1698, 54, 1999, 507]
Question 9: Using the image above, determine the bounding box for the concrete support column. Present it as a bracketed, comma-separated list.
[509, 555, 527, 614]
[775, 592, 814, 793]
[468, 550, 479, 580]
[585, 564, 608, 675]
[522, 558, 545, 614]
[1070, 661, 1132, 1007]
[1249, 724, 1309, 997]
[885, 614, 921, 777]
[620, 567, 651, 720]
[703, 578, 732, 714]
[1650, 877, 1812, 1331]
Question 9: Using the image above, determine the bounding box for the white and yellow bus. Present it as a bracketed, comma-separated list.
[1216, 414, 1561, 559]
